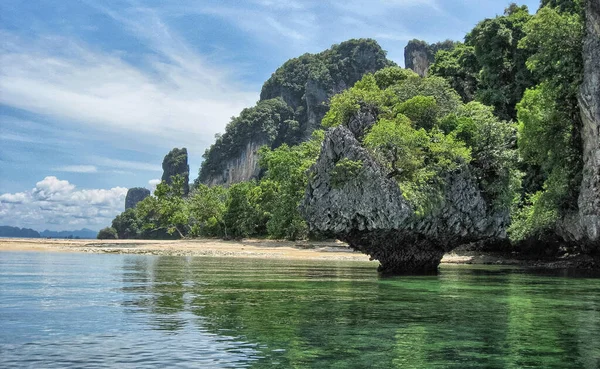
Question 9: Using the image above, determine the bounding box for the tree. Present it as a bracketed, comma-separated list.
[112, 208, 142, 239]
[395, 95, 440, 130]
[188, 184, 228, 238]
[364, 115, 471, 215]
[223, 181, 265, 238]
[137, 175, 190, 238]
[258, 131, 324, 240]
[465, 4, 535, 120]
[508, 3, 585, 242]
[429, 44, 480, 102]
[97, 227, 118, 240]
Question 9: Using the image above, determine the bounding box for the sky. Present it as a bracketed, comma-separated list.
[0, 0, 541, 231]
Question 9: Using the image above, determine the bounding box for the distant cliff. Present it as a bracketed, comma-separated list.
[404, 39, 457, 77]
[0, 226, 40, 238]
[125, 187, 150, 210]
[198, 39, 393, 186]
[162, 148, 190, 195]
[40, 229, 98, 239]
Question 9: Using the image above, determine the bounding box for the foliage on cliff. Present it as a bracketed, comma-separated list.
[112, 1, 592, 249]
[197, 98, 295, 183]
[162, 148, 190, 196]
[113, 133, 324, 241]
[322, 68, 518, 216]
[427, 2, 586, 244]
[509, 3, 584, 241]
[197, 39, 392, 185]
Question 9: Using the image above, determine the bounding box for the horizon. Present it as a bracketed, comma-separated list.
[0, 0, 540, 231]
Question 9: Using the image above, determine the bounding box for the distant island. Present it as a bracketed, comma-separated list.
[0, 226, 98, 239]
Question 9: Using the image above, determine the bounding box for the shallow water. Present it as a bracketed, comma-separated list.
[1, 252, 599, 368]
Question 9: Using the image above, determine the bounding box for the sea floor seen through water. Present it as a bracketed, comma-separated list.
[1, 252, 599, 368]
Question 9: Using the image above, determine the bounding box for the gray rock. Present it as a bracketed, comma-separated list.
[203, 139, 267, 187]
[404, 40, 431, 77]
[302, 123, 507, 274]
[162, 148, 190, 195]
[577, 0, 600, 247]
[404, 39, 457, 77]
[200, 39, 391, 187]
[125, 187, 150, 210]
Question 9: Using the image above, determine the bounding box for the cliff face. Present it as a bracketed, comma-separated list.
[404, 40, 431, 77]
[162, 148, 190, 195]
[125, 187, 150, 210]
[577, 0, 600, 245]
[404, 39, 457, 77]
[198, 39, 392, 187]
[302, 115, 507, 274]
[203, 139, 267, 187]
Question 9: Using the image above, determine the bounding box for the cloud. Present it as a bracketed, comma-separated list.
[0, 7, 258, 151]
[92, 157, 162, 172]
[53, 165, 98, 173]
[148, 179, 161, 192]
[0, 176, 127, 231]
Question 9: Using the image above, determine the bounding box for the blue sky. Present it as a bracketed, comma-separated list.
[0, 0, 541, 231]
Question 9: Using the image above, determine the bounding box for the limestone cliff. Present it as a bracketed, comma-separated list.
[198, 39, 392, 187]
[125, 187, 150, 210]
[162, 148, 190, 195]
[203, 139, 267, 187]
[302, 116, 507, 274]
[404, 39, 457, 77]
[577, 0, 600, 245]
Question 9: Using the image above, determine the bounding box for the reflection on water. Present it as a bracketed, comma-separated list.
[1, 252, 599, 368]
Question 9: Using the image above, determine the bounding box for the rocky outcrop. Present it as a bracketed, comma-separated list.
[203, 139, 267, 186]
[404, 39, 457, 77]
[162, 148, 190, 195]
[302, 122, 507, 274]
[125, 187, 150, 210]
[198, 39, 392, 187]
[405, 40, 431, 77]
[577, 0, 600, 247]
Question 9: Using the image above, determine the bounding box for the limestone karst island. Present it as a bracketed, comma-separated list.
[1, 1, 599, 367]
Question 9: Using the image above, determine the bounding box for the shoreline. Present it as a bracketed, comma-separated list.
[0, 238, 598, 269]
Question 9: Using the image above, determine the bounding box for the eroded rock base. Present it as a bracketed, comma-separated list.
[341, 230, 446, 274]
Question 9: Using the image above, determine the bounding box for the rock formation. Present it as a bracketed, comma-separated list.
[302, 113, 507, 274]
[125, 187, 150, 210]
[404, 40, 432, 77]
[404, 39, 457, 77]
[162, 148, 190, 195]
[202, 140, 266, 187]
[577, 0, 600, 246]
[199, 39, 392, 186]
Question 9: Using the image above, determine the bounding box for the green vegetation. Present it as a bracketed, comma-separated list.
[323, 70, 515, 216]
[330, 158, 364, 189]
[112, 1, 589, 249]
[114, 133, 324, 241]
[97, 227, 118, 240]
[428, 2, 585, 244]
[198, 38, 392, 184]
[198, 98, 295, 184]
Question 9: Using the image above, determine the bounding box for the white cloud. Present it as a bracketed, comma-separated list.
[0, 176, 127, 231]
[148, 179, 161, 192]
[0, 7, 258, 151]
[91, 157, 162, 172]
[53, 165, 98, 173]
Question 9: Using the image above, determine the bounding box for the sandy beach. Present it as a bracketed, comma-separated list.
[0, 238, 375, 262]
[2, 238, 597, 269]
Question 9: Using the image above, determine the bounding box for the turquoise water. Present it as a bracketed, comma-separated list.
[1, 252, 599, 368]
